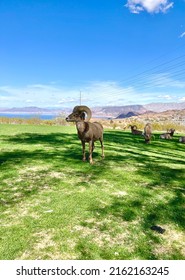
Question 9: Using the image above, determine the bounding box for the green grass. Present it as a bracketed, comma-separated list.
[0, 124, 185, 260]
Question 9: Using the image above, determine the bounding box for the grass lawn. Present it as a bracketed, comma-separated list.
[0, 124, 184, 260]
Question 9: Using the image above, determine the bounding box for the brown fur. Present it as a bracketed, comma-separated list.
[143, 123, 152, 144]
[129, 125, 143, 135]
[160, 128, 175, 139]
[66, 107, 104, 164]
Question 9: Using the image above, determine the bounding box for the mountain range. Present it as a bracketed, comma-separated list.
[0, 102, 185, 119]
[92, 102, 185, 118]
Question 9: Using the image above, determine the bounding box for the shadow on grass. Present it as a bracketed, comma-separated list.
[1, 129, 185, 191]
[106, 131, 185, 225]
[0, 132, 107, 206]
[78, 131, 184, 259]
[1, 129, 185, 259]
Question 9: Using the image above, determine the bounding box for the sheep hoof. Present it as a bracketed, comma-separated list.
[82, 158, 86, 162]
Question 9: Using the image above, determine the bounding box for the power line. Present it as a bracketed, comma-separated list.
[80, 90, 82, 105]
[78, 40, 185, 102]
[85, 52, 185, 98]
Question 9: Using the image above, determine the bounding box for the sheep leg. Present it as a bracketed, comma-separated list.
[100, 138, 104, 158]
[81, 141, 86, 161]
[145, 134, 151, 144]
[89, 140, 93, 164]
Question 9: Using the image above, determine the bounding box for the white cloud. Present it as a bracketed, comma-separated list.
[25, 99, 34, 104]
[179, 32, 185, 38]
[0, 84, 84, 108]
[82, 81, 137, 106]
[1, 78, 185, 108]
[0, 82, 146, 107]
[58, 98, 77, 104]
[125, 0, 174, 14]
[179, 96, 185, 101]
[158, 94, 172, 100]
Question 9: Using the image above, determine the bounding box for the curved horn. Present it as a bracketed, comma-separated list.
[73, 105, 92, 121]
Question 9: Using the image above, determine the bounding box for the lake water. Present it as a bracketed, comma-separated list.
[0, 113, 57, 120]
[0, 113, 111, 120]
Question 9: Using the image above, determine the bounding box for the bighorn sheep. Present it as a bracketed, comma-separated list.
[66, 105, 104, 164]
[179, 136, 185, 143]
[143, 123, 152, 144]
[160, 128, 175, 139]
[129, 125, 143, 135]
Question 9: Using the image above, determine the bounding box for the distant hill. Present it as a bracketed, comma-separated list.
[0, 106, 71, 115]
[101, 105, 146, 114]
[4, 106, 52, 113]
[144, 102, 185, 112]
[93, 102, 185, 118]
[1, 102, 185, 119]
[116, 111, 140, 119]
[92, 105, 146, 118]
[125, 109, 185, 126]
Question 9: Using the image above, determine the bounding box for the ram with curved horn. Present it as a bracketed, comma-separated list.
[129, 125, 143, 135]
[159, 128, 175, 140]
[66, 105, 104, 164]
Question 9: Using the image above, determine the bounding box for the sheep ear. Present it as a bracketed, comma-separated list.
[80, 112, 85, 120]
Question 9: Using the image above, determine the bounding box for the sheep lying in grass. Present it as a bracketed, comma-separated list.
[179, 136, 185, 143]
[160, 128, 175, 140]
[129, 125, 143, 135]
[66, 105, 104, 164]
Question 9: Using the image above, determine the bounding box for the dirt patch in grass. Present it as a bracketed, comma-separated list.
[73, 216, 132, 248]
[49, 171, 67, 179]
[17, 229, 78, 260]
[19, 165, 51, 174]
[112, 191, 128, 197]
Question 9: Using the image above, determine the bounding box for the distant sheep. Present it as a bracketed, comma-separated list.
[129, 125, 143, 135]
[160, 128, 175, 140]
[143, 123, 152, 144]
[179, 136, 185, 143]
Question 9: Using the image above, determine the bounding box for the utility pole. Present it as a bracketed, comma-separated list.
[80, 91, 82, 105]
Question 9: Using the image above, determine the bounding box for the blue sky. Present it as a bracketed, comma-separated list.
[0, 0, 185, 108]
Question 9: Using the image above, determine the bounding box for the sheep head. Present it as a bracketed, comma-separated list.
[129, 125, 137, 130]
[168, 128, 175, 136]
[66, 105, 92, 122]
